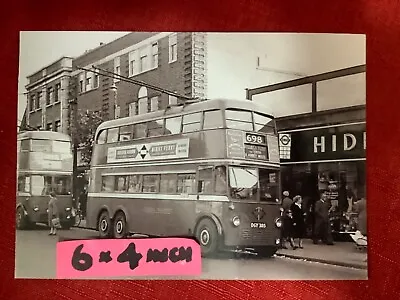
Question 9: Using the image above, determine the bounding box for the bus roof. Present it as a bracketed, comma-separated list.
[17, 131, 72, 142]
[96, 98, 274, 132]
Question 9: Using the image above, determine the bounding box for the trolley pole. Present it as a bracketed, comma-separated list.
[72, 97, 78, 207]
[69, 77, 79, 208]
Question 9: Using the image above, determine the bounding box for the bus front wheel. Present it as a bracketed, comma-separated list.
[98, 211, 112, 238]
[195, 218, 219, 257]
[16, 207, 31, 230]
[113, 212, 128, 239]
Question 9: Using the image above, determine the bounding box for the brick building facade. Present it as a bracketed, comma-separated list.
[71, 31, 207, 122]
[23, 32, 208, 134]
[25, 57, 72, 133]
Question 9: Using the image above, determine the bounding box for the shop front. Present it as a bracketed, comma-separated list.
[277, 117, 366, 237]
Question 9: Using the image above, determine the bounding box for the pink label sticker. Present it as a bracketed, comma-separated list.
[56, 238, 201, 279]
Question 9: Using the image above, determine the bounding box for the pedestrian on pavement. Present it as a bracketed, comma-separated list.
[313, 191, 334, 245]
[354, 197, 367, 236]
[291, 195, 306, 249]
[48, 191, 60, 236]
[281, 191, 296, 249]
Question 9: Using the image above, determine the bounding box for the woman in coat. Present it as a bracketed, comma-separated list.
[291, 195, 306, 248]
[48, 191, 60, 235]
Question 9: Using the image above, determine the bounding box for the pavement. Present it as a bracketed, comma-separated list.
[276, 239, 368, 270]
[75, 220, 368, 270]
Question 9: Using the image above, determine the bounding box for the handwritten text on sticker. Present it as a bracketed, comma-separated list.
[56, 238, 201, 279]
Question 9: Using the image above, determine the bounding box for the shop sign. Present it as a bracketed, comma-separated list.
[279, 123, 366, 162]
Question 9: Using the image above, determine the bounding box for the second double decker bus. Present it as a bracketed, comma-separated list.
[86, 98, 282, 257]
[17, 131, 76, 229]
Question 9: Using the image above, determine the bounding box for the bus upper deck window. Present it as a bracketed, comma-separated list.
[119, 125, 133, 141]
[97, 130, 107, 144]
[203, 110, 223, 129]
[225, 109, 254, 131]
[253, 112, 275, 134]
[165, 117, 182, 134]
[182, 112, 201, 133]
[134, 123, 147, 139]
[106, 127, 119, 143]
[148, 119, 164, 137]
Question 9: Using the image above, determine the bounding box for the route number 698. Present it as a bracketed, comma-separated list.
[246, 134, 263, 144]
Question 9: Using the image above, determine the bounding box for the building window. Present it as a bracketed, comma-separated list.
[151, 42, 158, 69]
[128, 102, 136, 116]
[55, 83, 61, 102]
[93, 74, 99, 89]
[86, 72, 92, 91]
[36, 92, 42, 109]
[169, 33, 178, 63]
[55, 120, 61, 132]
[46, 87, 53, 105]
[150, 96, 159, 112]
[29, 94, 35, 111]
[114, 57, 121, 83]
[138, 98, 148, 115]
[168, 95, 177, 106]
[139, 46, 149, 73]
[79, 73, 84, 93]
[129, 50, 138, 77]
[138, 87, 148, 115]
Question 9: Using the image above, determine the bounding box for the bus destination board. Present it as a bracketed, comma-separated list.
[226, 130, 269, 161]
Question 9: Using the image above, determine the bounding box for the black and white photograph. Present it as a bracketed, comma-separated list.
[16, 31, 367, 280]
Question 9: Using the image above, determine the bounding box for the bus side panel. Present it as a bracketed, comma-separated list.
[156, 197, 197, 237]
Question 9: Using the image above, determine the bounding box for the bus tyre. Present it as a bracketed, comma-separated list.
[113, 212, 128, 239]
[255, 246, 278, 258]
[16, 207, 30, 230]
[98, 211, 112, 238]
[195, 218, 219, 257]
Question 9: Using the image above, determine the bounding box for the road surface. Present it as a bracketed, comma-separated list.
[15, 226, 367, 280]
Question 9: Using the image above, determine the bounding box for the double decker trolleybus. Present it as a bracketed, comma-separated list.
[86, 98, 282, 257]
[17, 131, 76, 230]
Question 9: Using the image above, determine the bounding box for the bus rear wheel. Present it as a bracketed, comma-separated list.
[254, 246, 278, 258]
[113, 212, 128, 239]
[98, 211, 112, 238]
[195, 218, 219, 257]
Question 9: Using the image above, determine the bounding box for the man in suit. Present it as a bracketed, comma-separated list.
[313, 191, 334, 245]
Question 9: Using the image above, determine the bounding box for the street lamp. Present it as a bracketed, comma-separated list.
[110, 83, 119, 119]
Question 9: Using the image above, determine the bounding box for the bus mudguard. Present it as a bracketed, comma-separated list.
[113, 205, 130, 223]
[16, 203, 28, 216]
[194, 213, 224, 236]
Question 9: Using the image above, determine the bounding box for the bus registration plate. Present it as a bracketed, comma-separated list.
[250, 222, 267, 229]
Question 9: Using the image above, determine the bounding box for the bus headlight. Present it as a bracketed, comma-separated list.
[232, 216, 240, 227]
[275, 218, 282, 228]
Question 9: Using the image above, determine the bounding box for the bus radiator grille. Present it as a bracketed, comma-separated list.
[240, 229, 273, 243]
